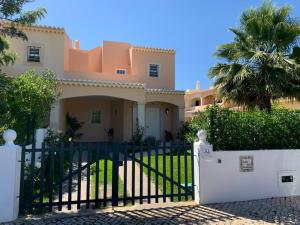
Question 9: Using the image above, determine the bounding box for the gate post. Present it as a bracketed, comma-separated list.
[193, 130, 213, 204]
[0, 130, 21, 223]
[111, 143, 119, 207]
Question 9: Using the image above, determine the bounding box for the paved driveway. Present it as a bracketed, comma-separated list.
[4, 196, 300, 225]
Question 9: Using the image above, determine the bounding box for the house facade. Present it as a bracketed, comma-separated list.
[185, 81, 300, 120]
[3, 25, 185, 142]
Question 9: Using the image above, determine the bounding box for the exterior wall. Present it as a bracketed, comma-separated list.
[198, 149, 300, 204]
[88, 47, 102, 72]
[60, 84, 146, 103]
[63, 97, 134, 142]
[131, 50, 175, 89]
[277, 100, 300, 110]
[64, 34, 72, 71]
[102, 41, 131, 74]
[64, 41, 175, 90]
[146, 92, 185, 108]
[3, 29, 65, 77]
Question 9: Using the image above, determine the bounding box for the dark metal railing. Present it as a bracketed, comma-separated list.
[19, 141, 194, 214]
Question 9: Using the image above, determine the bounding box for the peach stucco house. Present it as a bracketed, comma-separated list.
[185, 80, 300, 120]
[3, 25, 185, 142]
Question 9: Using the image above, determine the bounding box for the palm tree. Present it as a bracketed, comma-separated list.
[209, 0, 300, 111]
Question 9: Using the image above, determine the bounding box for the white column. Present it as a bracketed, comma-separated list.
[49, 100, 61, 130]
[0, 130, 21, 223]
[178, 106, 185, 123]
[194, 129, 213, 204]
[137, 102, 145, 129]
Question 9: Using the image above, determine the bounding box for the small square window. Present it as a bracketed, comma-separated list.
[27, 46, 41, 62]
[116, 69, 126, 75]
[149, 64, 159, 77]
[91, 111, 101, 124]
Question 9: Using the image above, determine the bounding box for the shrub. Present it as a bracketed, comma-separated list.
[182, 106, 300, 151]
[0, 70, 59, 144]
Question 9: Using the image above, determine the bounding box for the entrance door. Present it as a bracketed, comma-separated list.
[145, 107, 160, 140]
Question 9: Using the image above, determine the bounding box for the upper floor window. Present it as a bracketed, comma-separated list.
[116, 69, 126, 75]
[149, 64, 159, 77]
[27, 46, 41, 62]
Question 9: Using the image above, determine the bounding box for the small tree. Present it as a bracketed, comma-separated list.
[209, 0, 300, 111]
[5, 69, 60, 143]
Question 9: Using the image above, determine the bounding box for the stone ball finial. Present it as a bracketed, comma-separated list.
[3, 129, 17, 146]
[197, 129, 207, 141]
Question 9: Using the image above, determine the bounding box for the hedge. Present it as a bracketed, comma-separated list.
[181, 106, 300, 151]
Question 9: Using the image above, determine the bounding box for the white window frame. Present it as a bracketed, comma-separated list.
[27, 46, 41, 63]
[148, 63, 160, 78]
[115, 68, 126, 75]
[24, 43, 44, 66]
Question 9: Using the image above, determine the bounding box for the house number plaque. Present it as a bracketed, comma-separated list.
[240, 155, 254, 172]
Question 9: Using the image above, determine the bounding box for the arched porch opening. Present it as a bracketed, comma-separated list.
[51, 96, 137, 142]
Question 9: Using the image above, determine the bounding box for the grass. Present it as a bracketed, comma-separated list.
[142, 150, 193, 201]
[91, 159, 124, 203]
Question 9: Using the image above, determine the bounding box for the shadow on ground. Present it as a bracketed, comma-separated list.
[7, 197, 300, 224]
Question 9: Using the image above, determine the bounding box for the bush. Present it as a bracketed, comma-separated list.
[0, 70, 59, 144]
[182, 106, 300, 151]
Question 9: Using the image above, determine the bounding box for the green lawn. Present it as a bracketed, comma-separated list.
[91, 159, 124, 202]
[142, 151, 193, 201]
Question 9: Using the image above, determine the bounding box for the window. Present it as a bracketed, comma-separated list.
[27, 46, 41, 62]
[116, 69, 126, 75]
[149, 64, 159, 77]
[91, 111, 101, 124]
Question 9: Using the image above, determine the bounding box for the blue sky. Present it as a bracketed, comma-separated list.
[25, 0, 300, 90]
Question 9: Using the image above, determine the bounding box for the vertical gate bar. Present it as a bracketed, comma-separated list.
[123, 145, 128, 206]
[39, 143, 46, 212]
[155, 143, 159, 203]
[177, 146, 181, 201]
[139, 144, 143, 204]
[162, 142, 166, 203]
[131, 146, 135, 205]
[28, 141, 36, 213]
[147, 146, 151, 204]
[191, 144, 195, 200]
[77, 143, 82, 209]
[170, 144, 174, 202]
[184, 143, 188, 201]
[112, 142, 119, 207]
[49, 144, 55, 212]
[19, 145, 25, 214]
[103, 143, 108, 207]
[58, 143, 64, 211]
[95, 143, 100, 208]
[86, 143, 91, 209]
[67, 143, 73, 210]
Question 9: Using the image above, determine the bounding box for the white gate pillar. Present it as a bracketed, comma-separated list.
[0, 130, 21, 223]
[49, 100, 61, 130]
[193, 129, 213, 204]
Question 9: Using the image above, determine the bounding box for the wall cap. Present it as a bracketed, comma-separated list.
[3, 129, 17, 147]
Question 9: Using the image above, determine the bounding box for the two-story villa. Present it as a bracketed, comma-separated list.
[4, 25, 185, 142]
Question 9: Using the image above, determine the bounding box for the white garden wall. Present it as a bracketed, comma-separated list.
[198, 149, 300, 204]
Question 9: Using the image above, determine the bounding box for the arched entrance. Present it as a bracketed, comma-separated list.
[56, 96, 137, 142]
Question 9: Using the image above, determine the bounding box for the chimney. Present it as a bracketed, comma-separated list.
[196, 80, 200, 90]
[74, 40, 80, 49]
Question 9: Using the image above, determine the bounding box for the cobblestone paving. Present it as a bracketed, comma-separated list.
[4, 196, 300, 225]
